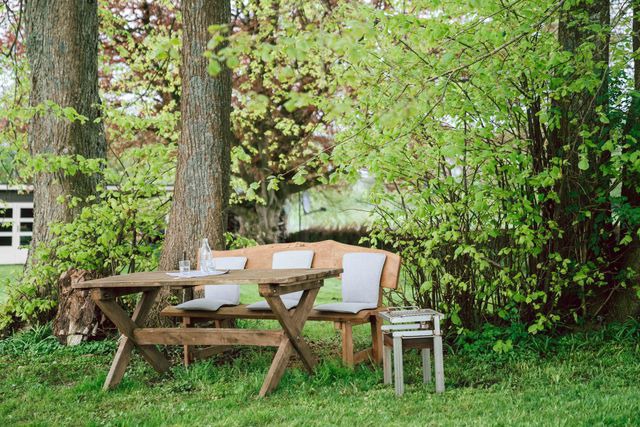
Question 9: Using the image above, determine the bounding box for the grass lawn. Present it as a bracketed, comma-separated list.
[1, 272, 639, 425]
[1, 311, 639, 425]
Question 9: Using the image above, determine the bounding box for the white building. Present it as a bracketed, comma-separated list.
[0, 185, 33, 265]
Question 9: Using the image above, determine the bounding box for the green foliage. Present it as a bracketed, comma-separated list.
[207, 1, 335, 210]
[243, 0, 640, 330]
[0, 144, 174, 330]
[225, 232, 257, 250]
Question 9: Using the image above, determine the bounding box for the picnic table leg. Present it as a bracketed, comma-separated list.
[93, 288, 171, 390]
[259, 283, 320, 396]
[265, 286, 320, 373]
[182, 317, 192, 367]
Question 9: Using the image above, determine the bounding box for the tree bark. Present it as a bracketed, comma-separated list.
[608, 0, 640, 320]
[232, 185, 288, 244]
[25, 0, 105, 278]
[159, 0, 232, 270]
[52, 269, 110, 345]
[547, 0, 610, 315]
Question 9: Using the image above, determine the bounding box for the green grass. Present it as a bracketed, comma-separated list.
[1, 319, 639, 426]
[0, 265, 22, 304]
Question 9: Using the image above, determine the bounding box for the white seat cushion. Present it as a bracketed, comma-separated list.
[202, 256, 248, 305]
[247, 250, 315, 311]
[175, 298, 236, 311]
[314, 302, 378, 314]
[246, 299, 299, 311]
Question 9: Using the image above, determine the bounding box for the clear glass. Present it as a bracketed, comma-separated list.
[199, 238, 212, 272]
[179, 260, 190, 275]
[205, 259, 216, 272]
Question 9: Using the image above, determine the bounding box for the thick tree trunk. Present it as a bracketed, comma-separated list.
[25, 1, 105, 290]
[160, 0, 232, 269]
[52, 269, 110, 345]
[155, 0, 232, 319]
[547, 0, 610, 315]
[608, 0, 640, 320]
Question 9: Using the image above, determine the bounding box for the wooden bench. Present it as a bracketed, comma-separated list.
[161, 240, 401, 367]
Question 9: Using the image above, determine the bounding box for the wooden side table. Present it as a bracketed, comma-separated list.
[379, 308, 445, 396]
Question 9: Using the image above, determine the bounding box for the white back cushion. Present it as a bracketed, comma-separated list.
[204, 256, 248, 303]
[272, 250, 314, 269]
[342, 252, 386, 304]
[272, 250, 314, 302]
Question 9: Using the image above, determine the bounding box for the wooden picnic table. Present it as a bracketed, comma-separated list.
[73, 268, 342, 396]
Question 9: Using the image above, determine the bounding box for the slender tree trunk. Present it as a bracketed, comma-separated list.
[25, 0, 105, 276]
[159, 0, 232, 269]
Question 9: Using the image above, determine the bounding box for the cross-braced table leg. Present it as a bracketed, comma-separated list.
[92, 288, 171, 390]
[259, 283, 320, 396]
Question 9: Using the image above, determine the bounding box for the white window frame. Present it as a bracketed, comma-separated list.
[0, 202, 33, 264]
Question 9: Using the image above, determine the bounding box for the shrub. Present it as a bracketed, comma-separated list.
[0, 144, 173, 332]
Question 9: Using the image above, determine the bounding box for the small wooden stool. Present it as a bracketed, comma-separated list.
[379, 308, 445, 396]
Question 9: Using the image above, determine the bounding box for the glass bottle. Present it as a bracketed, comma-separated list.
[199, 238, 212, 272]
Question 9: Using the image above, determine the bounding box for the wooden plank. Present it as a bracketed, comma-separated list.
[92, 296, 170, 374]
[133, 328, 283, 346]
[258, 279, 323, 297]
[341, 322, 354, 367]
[393, 336, 404, 396]
[210, 240, 402, 289]
[370, 315, 383, 364]
[191, 345, 232, 360]
[383, 346, 392, 385]
[292, 285, 320, 326]
[259, 339, 293, 397]
[160, 304, 374, 323]
[103, 288, 160, 389]
[422, 348, 432, 383]
[383, 334, 434, 350]
[74, 268, 342, 289]
[433, 335, 445, 393]
[259, 284, 321, 395]
[182, 317, 192, 367]
[353, 348, 373, 365]
[91, 287, 152, 298]
[265, 290, 318, 373]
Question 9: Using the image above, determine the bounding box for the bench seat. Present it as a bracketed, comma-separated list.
[161, 304, 379, 324]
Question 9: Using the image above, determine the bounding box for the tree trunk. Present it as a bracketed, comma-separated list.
[547, 0, 610, 315]
[232, 187, 287, 244]
[607, 0, 640, 320]
[156, 0, 232, 317]
[160, 0, 232, 268]
[52, 269, 110, 345]
[25, 0, 105, 291]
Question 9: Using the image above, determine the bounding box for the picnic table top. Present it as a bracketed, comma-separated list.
[72, 268, 343, 289]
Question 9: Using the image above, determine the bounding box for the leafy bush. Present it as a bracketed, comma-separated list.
[272, 0, 640, 332]
[0, 144, 174, 331]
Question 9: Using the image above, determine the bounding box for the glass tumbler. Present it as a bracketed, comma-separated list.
[179, 260, 191, 275]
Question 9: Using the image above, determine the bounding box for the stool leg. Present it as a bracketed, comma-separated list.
[383, 345, 392, 385]
[393, 336, 404, 396]
[433, 335, 445, 393]
[421, 348, 431, 383]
